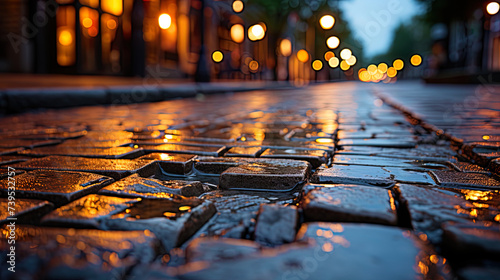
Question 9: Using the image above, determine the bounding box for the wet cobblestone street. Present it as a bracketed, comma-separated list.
[1, 82, 499, 279]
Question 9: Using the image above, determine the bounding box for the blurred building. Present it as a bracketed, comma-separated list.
[0, 0, 243, 78]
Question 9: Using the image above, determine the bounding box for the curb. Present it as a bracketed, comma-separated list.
[373, 90, 500, 178]
[0, 82, 292, 114]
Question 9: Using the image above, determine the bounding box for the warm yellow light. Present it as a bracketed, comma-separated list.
[107, 19, 117, 30]
[248, 24, 265, 41]
[212, 50, 223, 63]
[483, 135, 491, 140]
[316, 138, 333, 143]
[159, 13, 172, 29]
[410, 54, 422, 66]
[367, 64, 377, 75]
[82, 18, 93, 28]
[393, 59, 404, 70]
[312, 60, 323, 71]
[280, 38, 292, 57]
[232, 0, 244, 13]
[373, 71, 383, 80]
[328, 57, 339, 68]
[230, 24, 245, 43]
[319, 15, 335, 30]
[326, 36, 340, 49]
[324, 51, 335, 61]
[340, 48, 352, 60]
[378, 63, 388, 73]
[59, 30, 73, 46]
[387, 67, 397, 78]
[297, 49, 309, 63]
[249, 60, 259, 72]
[487, 2, 500, 15]
[346, 55, 357, 66]
[340, 60, 350, 71]
[359, 70, 370, 82]
[101, 0, 123, 16]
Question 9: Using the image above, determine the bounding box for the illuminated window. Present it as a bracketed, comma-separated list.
[102, 0, 123, 16]
[56, 6, 76, 66]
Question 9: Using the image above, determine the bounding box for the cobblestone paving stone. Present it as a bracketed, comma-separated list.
[0, 83, 499, 279]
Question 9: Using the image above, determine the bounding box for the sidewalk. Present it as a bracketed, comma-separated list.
[0, 74, 292, 114]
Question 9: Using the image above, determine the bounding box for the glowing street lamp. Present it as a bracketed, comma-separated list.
[230, 24, 245, 43]
[319, 15, 335, 30]
[487, 2, 500, 15]
[248, 23, 265, 41]
[159, 13, 172, 29]
[326, 36, 340, 49]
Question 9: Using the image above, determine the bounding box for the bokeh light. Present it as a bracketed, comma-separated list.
[393, 59, 404, 70]
[249, 60, 259, 72]
[328, 57, 339, 68]
[324, 51, 335, 61]
[319, 15, 335, 30]
[312, 60, 323, 71]
[340, 60, 350, 70]
[378, 63, 388, 73]
[230, 24, 245, 43]
[387, 67, 397, 77]
[410, 54, 422, 66]
[232, 0, 244, 13]
[212, 51, 223, 63]
[340, 48, 352, 60]
[248, 24, 265, 41]
[297, 49, 309, 63]
[367, 64, 378, 75]
[280, 38, 292, 57]
[487, 2, 500, 15]
[159, 13, 172, 29]
[326, 36, 340, 49]
[82, 18, 93, 28]
[59, 30, 73, 46]
[346, 55, 357, 66]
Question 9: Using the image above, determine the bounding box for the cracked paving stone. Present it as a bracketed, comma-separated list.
[41, 194, 217, 251]
[56, 139, 132, 148]
[311, 165, 394, 186]
[430, 170, 500, 189]
[382, 167, 436, 184]
[0, 170, 113, 205]
[336, 145, 457, 162]
[194, 157, 256, 174]
[11, 155, 158, 180]
[177, 222, 452, 280]
[98, 173, 206, 198]
[442, 222, 500, 258]
[83, 130, 134, 141]
[448, 161, 490, 174]
[0, 139, 61, 148]
[254, 204, 298, 246]
[138, 153, 196, 174]
[0, 155, 31, 166]
[338, 138, 416, 148]
[185, 237, 260, 263]
[224, 146, 263, 157]
[333, 155, 449, 170]
[219, 159, 311, 190]
[463, 142, 500, 165]
[395, 184, 500, 245]
[260, 148, 328, 168]
[300, 185, 398, 226]
[20, 146, 144, 159]
[0, 198, 53, 225]
[0, 226, 161, 280]
[141, 143, 226, 156]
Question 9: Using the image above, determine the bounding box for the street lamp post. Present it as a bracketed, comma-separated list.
[195, 0, 211, 82]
